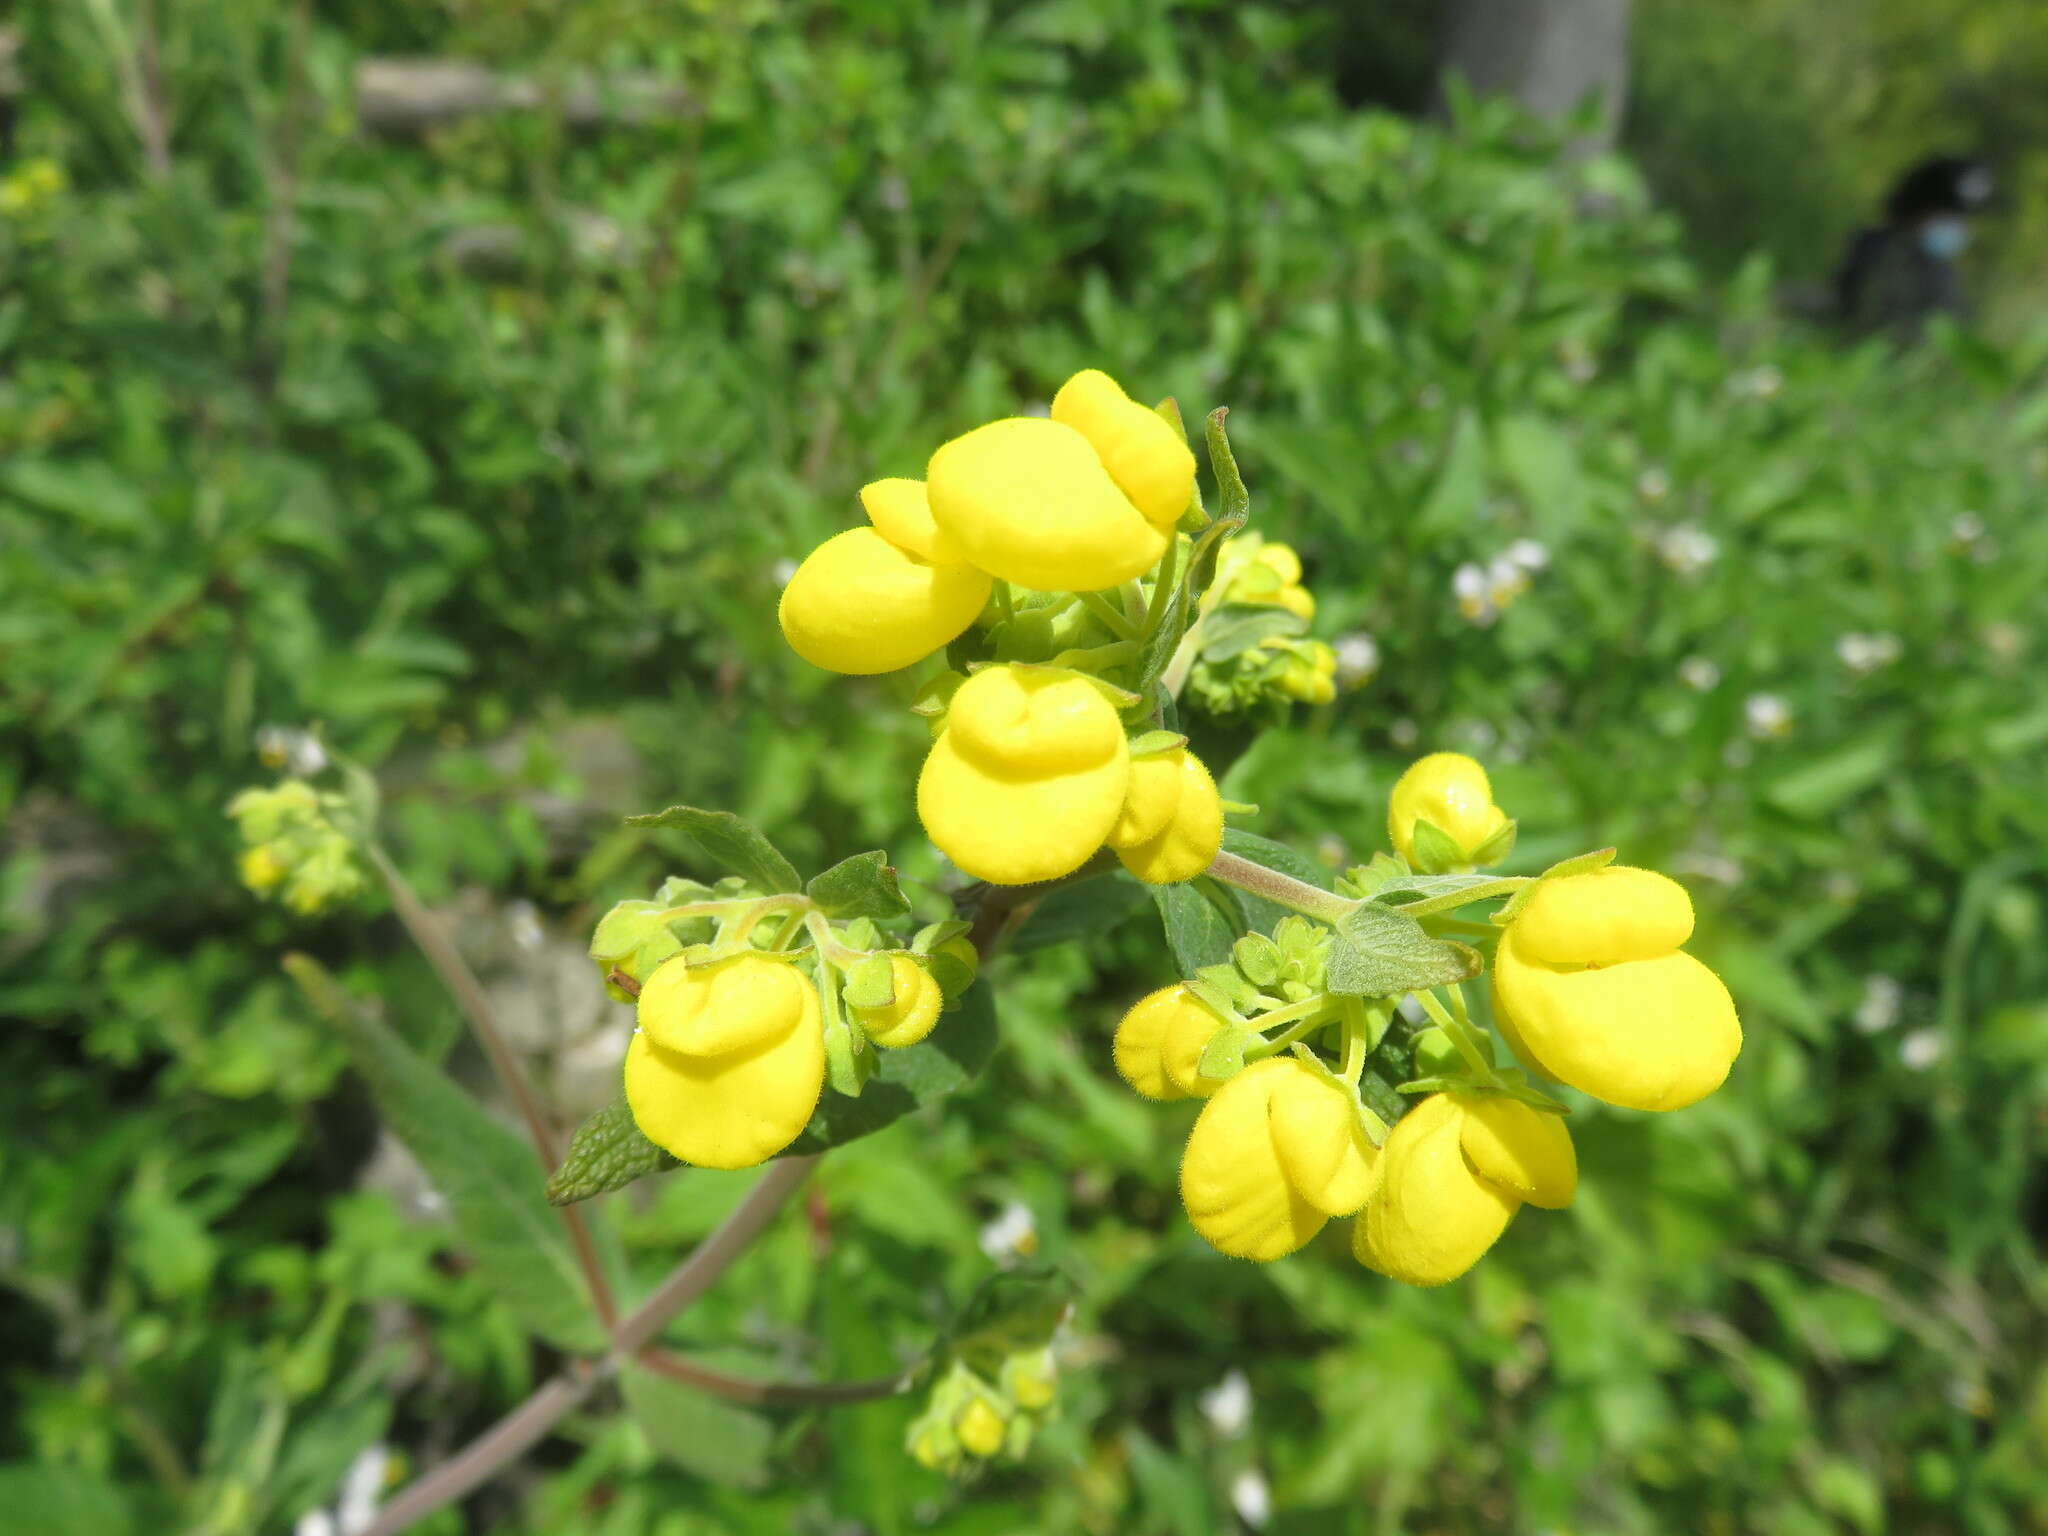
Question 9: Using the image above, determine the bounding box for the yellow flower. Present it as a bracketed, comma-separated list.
[624, 954, 825, 1169]
[926, 417, 1170, 591]
[239, 845, 288, 894]
[1110, 747, 1223, 884]
[1179, 1057, 1379, 1261]
[916, 664, 1130, 884]
[1490, 866, 1742, 1111]
[778, 520, 992, 675]
[1217, 534, 1317, 620]
[1113, 984, 1229, 1100]
[1351, 1091, 1575, 1287]
[851, 954, 943, 1048]
[1047, 368, 1197, 528]
[859, 476, 972, 566]
[1271, 639, 1336, 704]
[1386, 752, 1507, 864]
[956, 1397, 1009, 1458]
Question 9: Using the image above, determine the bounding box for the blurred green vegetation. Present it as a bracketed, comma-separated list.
[3, 2, 2046, 1534]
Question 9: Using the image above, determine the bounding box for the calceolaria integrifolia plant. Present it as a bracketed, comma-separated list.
[230, 368, 1743, 1520]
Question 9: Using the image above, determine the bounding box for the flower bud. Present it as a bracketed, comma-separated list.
[852, 954, 943, 1049]
[1112, 749, 1223, 885]
[927, 417, 1169, 591]
[625, 954, 825, 1169]
[956, 1396, 1009, 1458]
[1490, 866, 1742, 1111]
[779, 527, 992, 675]
[1386, 752, 1507, 866]
[1114, 985, 1228, 1101]
[917, 665, 1130, 885]
[1048, 369, 1197, 528]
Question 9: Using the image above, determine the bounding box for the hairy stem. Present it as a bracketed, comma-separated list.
[1204, 850, 1354, 924]
[366, 844, 617, 1328]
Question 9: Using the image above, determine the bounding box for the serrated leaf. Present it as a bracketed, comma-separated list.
[806, 850, 910, 921]
[783, 979, 998, 1155]
[1152, 879, 1243, 974]
[547, 1098, 680, 1205]
[1324, 904, 1482, 998]
[624, 805, 802, 894]
[620, 1362, 775, 1489]
[284, 955, 605, 1351]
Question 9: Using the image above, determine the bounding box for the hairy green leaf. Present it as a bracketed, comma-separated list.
[623, 805, 802, 894]
[1324, 904, 1482, 998]
[546, 1098, 679, 1206]
[806, 850, 910, 920]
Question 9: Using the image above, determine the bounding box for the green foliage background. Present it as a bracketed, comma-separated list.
[4, 2, 2047, 1533]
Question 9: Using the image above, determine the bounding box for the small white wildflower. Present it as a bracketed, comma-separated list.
[506, 900, 545, 953]
[978, 1201, 1038, 1263]
[771, 557, 800, 586]
[1853, 975, 1902, 1035]
[1485, 553, 1531, 607]
[295, 1515, 337, 1536]
[1949, 511, 1986, 546]
[1731, 363, 1784, 399]
[1744, 693, 1792, 740]
[256, 725, 328, 777]
[1836, 633, 1903, 673]
[1678, 656, 1721, 692]
[1637, 466, 1672, 503]
[1504, 537, 1550, 572]
[1899, 1029, 1945, 1071]
[1199, 1369, 1253, 1438]
[1656, 523, 1719, 577]
[335, 1445, 389, 1535]
[1333, 633, 1380, 688]
[1452, 562, 1497, 626]
[1230, 1468, 1273, 1528]
[1388, 717, 1419, 749]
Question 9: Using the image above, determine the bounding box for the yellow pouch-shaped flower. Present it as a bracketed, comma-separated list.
[1453, 1093, 1577, 1209]
[625, 955, 825, 1169]
[1048, 369, 1197, 529]
[1114, 984, 1227, 1100]
[1351, 1093, 1518, 1287]
[860, 476, 971, 567]
[852, 954, 943, 1049]
[1113, 749, 1223, 885]
[1180, 1059, 1331, 1261]
[1108, 749, 1184, 849]
[1387, 751, 1507, 864]
[779, 527, 992, 675]
[1267, 1064, 1380, 1216]
[927, 417, 1170, 592]
[917, 665, 1130, 884]
[1491, 866, 1743, 1112]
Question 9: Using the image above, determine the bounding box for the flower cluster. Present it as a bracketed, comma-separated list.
[903, 1273, 1069, 1475]
[596, 886, 977, 1169]
[776, 367, 1342, 888]
[1112, 753, 1743, 1286]
[227, 779, 367, 915]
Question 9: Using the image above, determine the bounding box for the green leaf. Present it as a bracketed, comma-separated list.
[624, 805, 802, 894]
[1416, 409, 1487, 534]
[1764, 738, 1896, 819]
[1381, 874, 1525, 919]
[1198, 603, 1305, 662]
[1406, 817, 1467, 875]
[1152, 879, 1243, 974]
[546, 1098, 679, 1206]
[783, 979, 999, 1155]
[1494, 412, 1585, 535]
[620, 1363, 775, 1490]
[1205, 406, 1251, 520]
[1009, 873, 1148, 953]
[0, 1465, 134, 1536]
[806, 850, 910, 920]
[283, 955, 605, 1351]
[1324, 904, 1481, 998]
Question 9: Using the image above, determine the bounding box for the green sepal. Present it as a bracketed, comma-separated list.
[1325, 902, 1483, 998]
[1232, 932, 1284, 987]
[546, 1098, 680, 1205]
[1492, 846, 1619, 926]
[807, 850, 910, 921]
[912, 918, 973, 952]
[910, 669, 967, 719]
[822, 973, 867, 1097]
[1127, 728, 1189, 758]
[1468, 817, 1519, 868]
[1195, 962, 1259, 1011]
[623, 805, 802, 895]
[840, 951, 898, 1011]
[1197, 1019, 1258, 1079]
[1406, 817, 1468, 875]
[1186, 974, 1246, 1023]
[1393, 1073, 1477, 1096]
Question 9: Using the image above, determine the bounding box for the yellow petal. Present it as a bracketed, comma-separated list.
[1351, 1094, 1517, 1287]
[1179, 1059, 1329, 1261]
[1512, 865, 1694, 965]
[945, 665, 1125, 777]
[1114, 985, 1189, 1100]
[927, 417, 1170, 591]
[1493, 925, 1743, 1112]
[1386, 752, 1508, 863]
[624, 985, 825, 1169]
[1048, 369, 1197, 528]
[1454, 1092, 1577, 1209]
[956, 1398, 1008, 1458]
[1158, 991, 1228, 1098]
[1268, 1063, 1380, 1216]
[917, 730, 1128, 885]
[1107, 749, 1185, 849]
[1114, 750, 1223, 885]
[856, 955, 943, 1049]
[860, 477, 971, 567]
[779, 527, 992, 675]
[1254, 542, 1303, 585]
[637, 954, 807, 1057]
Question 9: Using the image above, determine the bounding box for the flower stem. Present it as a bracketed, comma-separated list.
[1410, 987, 1501, 1087]
[1203, 850, 1354, 924]
[1077, 588, 1140, 640]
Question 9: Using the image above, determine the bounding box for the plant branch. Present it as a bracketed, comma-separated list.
[365, 844, 618, 1328]
[1203, 850, 1354, 924]
[635, 1347, 907, 1407]
[956, 849, 1119, 961]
